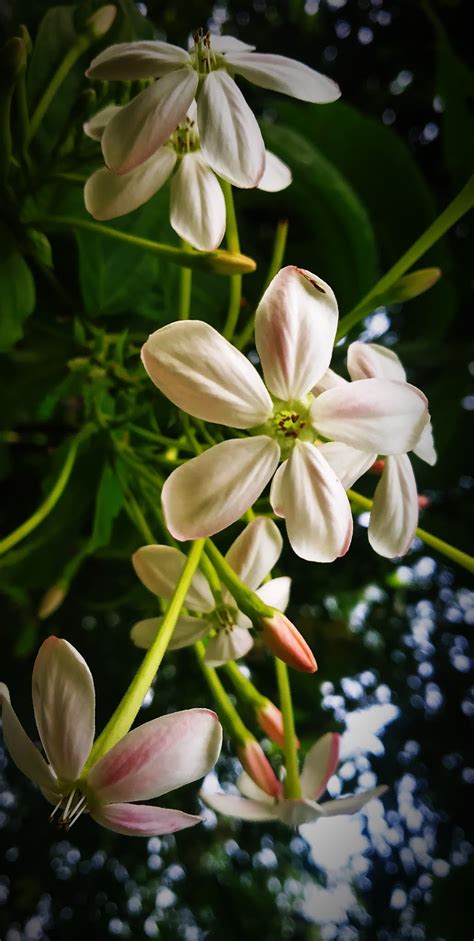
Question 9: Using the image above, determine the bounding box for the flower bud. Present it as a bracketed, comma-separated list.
[207, 250, 257, 275]
[418, 494, 431, 510]
[256, 699, 300, 749]
[389, 267, 441, 303]
[86, 5, 117, 39]
[237, 739, 282, 798]
[0, 37, 27, 84]
[261, 612, 317, 674]
[369, 459, 385, 475]
[37, 584, 67, 620]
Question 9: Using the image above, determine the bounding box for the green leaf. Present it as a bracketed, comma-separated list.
[113, 0, 154, 40]
[0, 223, 35, 352]
[88, 462, 124, 553]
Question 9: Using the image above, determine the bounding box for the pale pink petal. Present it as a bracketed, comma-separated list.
[88, 708, 222, 804]
[198, 70, 265, 188]
[0, 684, 58, 793]
[270, 441, 353, 562]
[141, 321, 272, 429]
[347, 341, 407, 382]
[86, 41, 191, 80]
[102, 69, 198, 175]
[84, 148, 176, 221]
[238, 771, 274, 802]
[278, 798, 324, 826]
[322, 785, 388, 817]
[83, 104, 122, 141]
[254, 266, 339, 400]
[311, 378, 429, 454]
[201, 790, 278, 821]
[256, 576, 291, 612]
[130, 616, 210, 651]
[225, 517, 282, 591]
[92, 802, 202, 836]
[32, 637, 95, 781]
[205, 627, 254, 666]
[368, 454, 419, 558]
[300, 732, 340, 800]
[212, 36, 256, 53]
[413, 421, 437, 465]
[170, 152, 226, 250]
[257, 151, 292, 192]
[224, 52, 340, 102]
[132, 545, 214, 612]
[317, 441, 376, 489]
[162, 437, 280, 541]
[312, 368, 348, 395]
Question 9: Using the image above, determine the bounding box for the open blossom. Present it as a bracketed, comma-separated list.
[131, 517, 291, 666]
[0, 637, 222, 836]
[83, 103, 291, 250]
[141, 266, 429, 563]
[314, 341, 436, 558]
[202, 731, 387, 826]
[86, 31, 340, 187]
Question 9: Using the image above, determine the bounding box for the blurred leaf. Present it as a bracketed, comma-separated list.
[87, 461, 124, 553]
[113, 0, 154, 40]
[0, 223, 35, 352]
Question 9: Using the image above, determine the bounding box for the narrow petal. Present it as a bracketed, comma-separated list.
[278, 798, 324, 826]
[132, 545, 214, 612]
[270, 441, 353, 563]
[84, 148, 176, 221]
[312, 368, 348, 395]
[311, 379, 429, 454]
[32, 637, 95, 781]
[321, 785, 388, 817]
[131, 616, 210, 651]
[83, 104, 122, 141]
[256, 576, 291, 613]
[0, 684, 58, 793]
[413, 421, 437, 466]
[211, 36, 256, 53]
[254, 266, 339, 400]
[201, 790, 278, 821]
[347, 341, 406, 382]
[318, 441, 376, 490]
[225, 517, 283, 591]
[257, 151, 292, 192]
[162, 437, 280, 541]
[198, 70, 265, 188]
[141, 320, 272, 429]
[205, 628, 254, 666]
[224, 52, 340, 103]
[86, 41, 191, 80]
[300, 732, 340, 801]
[237, 771, 275, 802]
[102, 69, 198, 175]
[368, 455, 419, 558]
[170, 152, 226, 250]
[88, 708, 222, 804]
[92, 802, 202, 836]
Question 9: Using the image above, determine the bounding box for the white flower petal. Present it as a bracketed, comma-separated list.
[86, 41, 191, 80]
[83, 104, 122, 141]
[278, 798, 325, 826]
[0, 684, 58, 793]
[92, 802, 202, 836]
[256, 576, 291, 613]
[132, 545, 214, 612]
[311, 378, 429, 454]
[201, 790, 278, 821]
[368, 454, 419, 558]
[321, 785, 388, 817]
[102, 69, 198, 175]
[347, 341, 407, 382]
[162, 437, 280, 541]
[84, 147, 176, 221]
[198, 69, 265, 188]
[211, 36, 256, 53]
[88, 708, 222, 803]
[257, 151, 292, 192]
[225, 517, 282, 590]
[270, 441, 353, 563]
[170, 152, 226, 250]
[237, 771, 275, 802]
[413, 420, 437, 465]
[142, 320, 273, 429]
[318, 441, 376, 489]
[205, 627, 254, 666]
[255, 266, 339, 400]
[131, 616, 210, 651]
[224, 52, 340, 102]
[300, 732, 340, 801]
[32, 637, 95, 781]
[312, 368, 348, 395]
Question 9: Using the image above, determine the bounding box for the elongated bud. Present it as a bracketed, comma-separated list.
[237, 739, 282, 798]
[256, 699, 300, 749]
[37, 584, 67, 620]
[1, 37, 27, 84]
[206, 250, 256, 275]
[261, 612, 317, 674]
[86, 5, 117, 39]
[389, 267, 441, 303]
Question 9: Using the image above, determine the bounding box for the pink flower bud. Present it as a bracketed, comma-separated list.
[256, 700, 300, 749]
[418, 494, 430, 510]
[369, 459, 385, 475]
[261, 612, 317, 674]
[237, 739, 282, 798]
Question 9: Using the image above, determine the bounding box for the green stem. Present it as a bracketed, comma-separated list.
[199, 551, 223, 601]
[178, 240, 193, 319]
[194, 640, 250, 743]
[28, 32, 91, 142]
[221, 180, 243, 340]
[337, 175, 474, 339]
[223, 660, 267, 708]
[235, 219, 288, 350]
[0, 85, 13, 185]
[84, 539, 205, 769]
[205, 540, 274, 621]
[348, 489, 474, 573]
[275, 658, 301, 799]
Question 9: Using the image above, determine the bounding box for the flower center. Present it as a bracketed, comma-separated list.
[258, 397, 315, 459]
[190, 28, 225, 75]
[210, 602, 239, 634]
[170, 115, 200, 155]
[49, 786, 88, 831]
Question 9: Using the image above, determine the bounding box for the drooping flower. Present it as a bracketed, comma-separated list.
[140, 266, 429, 562]
[202, 731, 387, 825]
[85, 31, 340, 186]
[83, 103, 291, 250]
[314, 341, 436, 558]
[131, 517, 292, 666]
[0, 637, 222, 836]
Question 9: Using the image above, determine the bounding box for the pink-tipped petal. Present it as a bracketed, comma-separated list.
[224, 52, 340, 103]
[321, 785, 388, 817]
[317, 441, 376, 490]
[255, 266, 339, 400]
[368, 454, 419, 558]
[278, 798, 325, 826]
[86, 41, 191, 80]
[257, 151, 292, 192]
[237, 739, 282, 798]
[92, 802, 202, 836]
[261, 610, 317, 674]
[132, 545, 214, 612]
[300, 732, 340, 801]
[0, 684, 58, 793]
[204, 628, 254, 666]
[347, 342, 406, 382]
[84, 147, 176, 221]
[225, 517, 283, 591]
[198, 70, 265, 188]
[32, 637, 95, 781]
[88, 708, 222, 804]
[255, 700, 299, 749]
[237, 770, 275, 802]
[170, 152, 226, 250]
[201, 790, 278, 821]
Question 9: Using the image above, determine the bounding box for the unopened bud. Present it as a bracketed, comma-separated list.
[256, 699, 300, 749]
[369, 459, 385, 475]
[37, 584, 67, 620]
[207, 250, 257, 275]
[86, 4, 117, 39]
[261, 611, 317, 674]
[387, 267, 442, 304]
[1, 37, 27, 83]
[418, 494, 431, 510]
[18, 25, 32, 56]
[237, 739, 282, 798]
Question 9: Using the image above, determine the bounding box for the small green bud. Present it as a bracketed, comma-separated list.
[206, 250, 257, 275]
[18, 25, 32, 57]
[0, 37, 27, 84]
[86, 4, 117, 39]
[25, 228, 53, 268]
[383, 267, 442, 304]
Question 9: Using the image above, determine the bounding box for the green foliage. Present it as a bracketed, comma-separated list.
[0, 222, 35, 351]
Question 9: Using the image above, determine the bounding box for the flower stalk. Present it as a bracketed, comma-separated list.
[221, 179, 243, 340]
[275, 658, 301, 799]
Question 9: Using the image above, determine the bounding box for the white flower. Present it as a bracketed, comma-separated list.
[202, 731, 387, 825]
[131, 517, 291, 666]
[140, 266, 429, 563]
[86, 31, 340, 186]
[0, 637, 222, 836]
[83, 103, 291, 250]
[315, 341, 436, 558]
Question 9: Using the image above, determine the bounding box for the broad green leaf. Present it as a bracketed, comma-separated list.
[0, 223, 36, 352]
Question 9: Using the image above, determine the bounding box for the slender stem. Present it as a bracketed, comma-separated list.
[205, 541, 274, 620]
[194, 641, 249, 743]
[348, 489, 474, 573]
[178, 240, 193, 319]
[223, 661, 267, 708]
[221, 180, 243, 340]
[84, 539, 205, 769]
[275, 658, 301, 799]
[337, 175, 474, 339]
[235, 219, 288, 351]
[28, 32, 91, 142]
[0, 85, 13, 185]
[199, 552, 223, 601]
